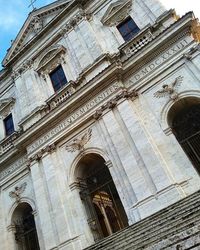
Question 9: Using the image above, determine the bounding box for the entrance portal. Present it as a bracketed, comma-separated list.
[12, 203, 40, 250]
[77, 154, 128, 240]
[168, 98, 200, 175]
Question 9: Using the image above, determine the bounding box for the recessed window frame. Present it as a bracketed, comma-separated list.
[49, 65, 68, 92]
[117, 16, 140, 42]
[4, 113, 15, 136]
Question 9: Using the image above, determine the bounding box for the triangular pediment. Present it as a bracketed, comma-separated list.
[101, 0, 132, 26]
[0, 98, 15, 117]
[3, 0, 72, 66]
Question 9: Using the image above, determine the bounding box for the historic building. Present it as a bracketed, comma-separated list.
[0, 0, 200, 249]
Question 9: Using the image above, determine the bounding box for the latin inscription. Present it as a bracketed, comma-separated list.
[0, 156, 28, 180]
[128, 38, 189, 86]
[27, 82, 120, 154]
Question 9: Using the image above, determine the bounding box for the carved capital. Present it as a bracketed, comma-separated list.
[93, 109, 103, 120]
[106, 100, 117, 110]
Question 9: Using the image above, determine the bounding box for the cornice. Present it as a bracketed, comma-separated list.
[0, 11, 199, 163]
[2, 1, 91, 69]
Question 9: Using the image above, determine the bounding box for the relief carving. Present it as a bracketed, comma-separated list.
[66, 128, 92, 152]
[154, 76, 183, 101]
[30, 16, 43, 33]
[9, 182, 27, 203]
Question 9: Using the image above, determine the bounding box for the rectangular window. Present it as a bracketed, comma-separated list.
[4, 114, 14, 136]
[49, 65, 68, 92]
[117, 16, 140, 42]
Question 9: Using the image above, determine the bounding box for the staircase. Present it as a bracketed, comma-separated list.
[85, 190, 200, 250]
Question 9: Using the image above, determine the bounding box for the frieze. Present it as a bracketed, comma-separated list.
[0, 156, 28, 181]
[93, 88, 137, 119]
[27, 82, 121, 154]
[27, 143, 56, 166]
[127, 38, 189, 87]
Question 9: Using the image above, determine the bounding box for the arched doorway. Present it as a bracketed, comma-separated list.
[12, 203, 40, 250]
[168, 97, 200, 175]
[76, 154, 128, 240]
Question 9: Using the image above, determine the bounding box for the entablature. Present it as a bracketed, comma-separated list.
[0, 11, 199, 163]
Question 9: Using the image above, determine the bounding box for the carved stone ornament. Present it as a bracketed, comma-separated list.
[101, 0, 132, 26]
[35, 45, 66, 75]
[0, 98, 15, 118]
[9, 182, 27, 203]
[154, 76, 183, 101]
[66, 128, 92, 152]
[30, 16, 43, 33]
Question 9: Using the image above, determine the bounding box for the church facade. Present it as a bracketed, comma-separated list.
[0, 0, 200, 249]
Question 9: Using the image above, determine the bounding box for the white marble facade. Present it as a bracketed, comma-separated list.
[0, 0, 200, 249]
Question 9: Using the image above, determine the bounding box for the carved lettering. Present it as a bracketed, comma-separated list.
[27, 82, 120, 153]
[0, 156, 28, 180]
[129, 38, 189, 86]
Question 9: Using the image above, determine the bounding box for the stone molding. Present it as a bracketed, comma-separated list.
[59, 10, 92, 36]
[101, 0, 132, 26]
[0, 98, 15, 118]
[35, 45, 67, 76]
[93, 88, 138, 120]
[3, 1, 70, 66]
[27, 143, 56, 166]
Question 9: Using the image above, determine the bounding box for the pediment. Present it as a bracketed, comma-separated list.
[0, 98, 15, 117]
[101, 0, 132, 26]
[35, 45, 66, 74]
[3, 0, 72, 66]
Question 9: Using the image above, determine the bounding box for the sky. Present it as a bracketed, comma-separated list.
[0, 0, 199, 68]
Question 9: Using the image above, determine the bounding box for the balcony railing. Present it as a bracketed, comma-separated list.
[47, 81, 76, 110]
[0, 132, 20, 156]
[120, 27, 154, 59]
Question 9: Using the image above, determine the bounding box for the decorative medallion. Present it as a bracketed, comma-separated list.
[9, 182, 27, 202]
[66, 128, 92, 152]
[30, 16, 43, 33]
[154, 76, 183, 101]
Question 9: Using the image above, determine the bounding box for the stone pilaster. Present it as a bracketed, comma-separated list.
[95, 115, 140, 223]
[29, 158, 57, 249]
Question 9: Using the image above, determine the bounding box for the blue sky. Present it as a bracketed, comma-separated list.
[0, 0, 199, 68]
[0, 0, 54, 67]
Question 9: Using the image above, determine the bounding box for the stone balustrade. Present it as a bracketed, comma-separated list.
[120, 27, 154, 59]
[47, 82, 76, 110]
[0, 132, 20, 156]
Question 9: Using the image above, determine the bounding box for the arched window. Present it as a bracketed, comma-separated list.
[77, 154, 128, 241]
[12, 203, 40, 250]
[169, 98, 200, 175]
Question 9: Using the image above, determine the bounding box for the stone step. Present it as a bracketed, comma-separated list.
[85, 190, 200, 250]
[88, 193, 200, 248]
